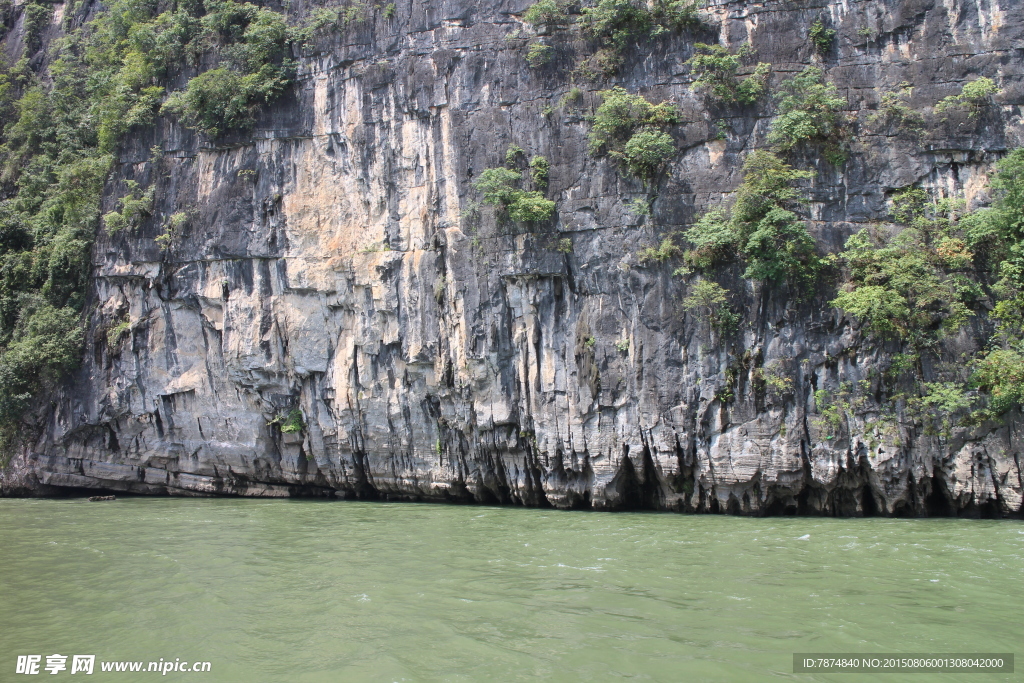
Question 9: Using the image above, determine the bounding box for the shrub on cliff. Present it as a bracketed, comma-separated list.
[588, 87, 680, 179]
[972, 349, 1024, 416]
[621, 128, 675, 178]
[935, 77, 1000, 118]
[808, 19, 836, 55]
[268, 408, 305, 434]
[830, 190, 976, 345]
[683, 151, 819, 287]
[0, 301, 83, 445]
[162, 64, 290, 137]
[580, 0, 653, 50]
[963, 148, 1024, 416]
[103, 180, 154, 234]
[529, 155, 550, 188]
[868, 82, 924, 133]
[768, 66, 846, 163]
[650, 0, 703, 31]
[682, 279, 737, 333]
[474, 167, 555, 223]
[529, 0, 703, 75]
[686, 43, 770, 105]
[526, 42, 554, 68]
[161, 2, 295, 137]
[523, 0, 567, 29]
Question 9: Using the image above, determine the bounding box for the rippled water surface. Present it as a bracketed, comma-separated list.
[0, 498, 1021, 682]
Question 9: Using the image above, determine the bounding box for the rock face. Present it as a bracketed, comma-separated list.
[3, 0, 1023, 515]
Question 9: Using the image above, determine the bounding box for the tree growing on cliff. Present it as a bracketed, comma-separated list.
[474, 167, 556, 223]
[683, 151, 819, 288]
[831, 188, 977, 346]
[682, 279, 737, 334]
[685, 43, 770, 105]
[588, 88, 680, 180]
[808, 19, 836, 56]
[935, 77, 1000, 119]
[963, 148, 1024, 417]
[767, 66, 847, 163]
[868, 82, 924, 133]
[162, 2, 295, 137]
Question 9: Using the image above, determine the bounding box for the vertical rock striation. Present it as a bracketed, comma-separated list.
[4, 0, 1023, 515]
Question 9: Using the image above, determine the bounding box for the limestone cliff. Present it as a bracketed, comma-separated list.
[3, 0, 1023, 516]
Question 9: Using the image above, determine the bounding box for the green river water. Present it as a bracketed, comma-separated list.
[0, 498, 1020, 682]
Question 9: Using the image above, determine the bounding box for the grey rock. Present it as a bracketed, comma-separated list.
[3, 0, 1023, 516]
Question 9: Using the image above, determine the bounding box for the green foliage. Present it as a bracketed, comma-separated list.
[621, 128, 675, 178]
[952, 148, 1024, 416]
[683, 279, 738, 335]
[868, 82, 923, 132]
[682, 208, 736, 269]
[637, 237, 681, 263]
[473, 167, 556, 222]
[767, 66, 846, 162]
[23, 1, 52, 53]
[292, 0, 370, 40]
[757, 361, 793, 397]
[474, 167, 525, 206]
[686, 43, 770, 105]
[589, 88, 679, 152]
[103, 180, 154, 234]
[559, 87, 583, 109]
[812, 382, 865, 437]
[526, 42, 554, 68]
[909, 381, 977, 436]
[830, 190, 979, 344]
[383, 3, 396, 20]
[162, 63, 291, 138]
[626, 196, 651, 215]
[268, 408, 305, 434]
[156, 0, 297, 137]
[529, 155, 550, 188]
[587, 47, 623, 77]
[730, 150, 813, 225]
[505, 145, 525, 166]
[580, 0, 653, 51]
[684, 151, 818, 287]
[523, 0, 566, 29]
[935, 77, 1000, 118]
[0, 302, 83, 433]
[507, 191, 557, 222]
[740, 206, 818, 283]
[567, 0, 703, 75]
[650, 0, 703, 31]
[106, 317, 132, 351]
[588, 87, 679, 179]
[155, 211, 189, 250]
[972, 349, 1024, 416]
[682, 278, 725, 314]
[808, 19, 836, 55]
